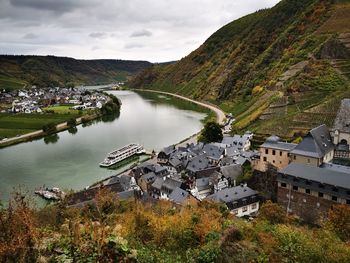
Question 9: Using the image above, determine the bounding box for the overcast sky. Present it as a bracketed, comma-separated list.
[0, 0, 280, 62]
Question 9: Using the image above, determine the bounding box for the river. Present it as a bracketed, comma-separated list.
[0, 90, 208, 202]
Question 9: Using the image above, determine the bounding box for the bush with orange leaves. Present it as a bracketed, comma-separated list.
[119, 199, 228, 251]
[258, 200, 287, 224]
[0, 193, 40, 263]
[324, 204, 350, 241]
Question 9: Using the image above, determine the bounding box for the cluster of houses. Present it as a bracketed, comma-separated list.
[129, 131, 261, 217]
[0, 87, 108, 114]
[69, 98, 350, 223]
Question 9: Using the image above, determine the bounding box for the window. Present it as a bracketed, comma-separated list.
[280, 151, 282, 156]
[305, 189, 310, 194]
[232, 209, 238, 215]
[332, 196, 338, 202]
[251, 203, 257, 210]
[272, 150, 276, 155]
[242, 206, 248, 212]
[294, 155, 296, 160]
[263, 157, 267, 162]
[318, 192, 324, 198]
[307, 159, 310, 163]
[281, 183, 287, 188]
[273, 160, 275, 163]
[293, 185, 298, 191]
[265, 149, 268, 154]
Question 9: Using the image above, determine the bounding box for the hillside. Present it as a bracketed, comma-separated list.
[0, 55, 152, 89]
[1, 191, 349, 262]
[130, 0, 350, 139]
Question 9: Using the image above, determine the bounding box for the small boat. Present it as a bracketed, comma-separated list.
[99, 143, 144, 167]
[35, 187, 65, 201]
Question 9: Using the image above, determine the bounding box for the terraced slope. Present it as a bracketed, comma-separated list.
[130, 0, 350, 139]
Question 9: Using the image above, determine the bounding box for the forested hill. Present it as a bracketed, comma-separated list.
[130, 0, 350, 139]
[0, 55, 152, 89]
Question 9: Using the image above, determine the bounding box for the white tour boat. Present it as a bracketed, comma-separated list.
[99, 143, 144, 167]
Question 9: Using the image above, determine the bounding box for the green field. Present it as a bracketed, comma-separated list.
[0, 113, 80, 139]
[43, 105, 80, 114]
[0, 75, 26, 90]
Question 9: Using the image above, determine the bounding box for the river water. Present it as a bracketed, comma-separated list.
[0, 90, 207, 202]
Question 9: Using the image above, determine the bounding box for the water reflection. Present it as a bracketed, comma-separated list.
[68, 127, 78, 135]
[44, 134, 60, 144]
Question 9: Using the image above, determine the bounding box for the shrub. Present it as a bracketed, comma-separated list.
[324, 204, 350, 241]
[259, 201, 287, 224]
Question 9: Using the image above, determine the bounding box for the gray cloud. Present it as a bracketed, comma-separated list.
[130, 29, 152, 38]
[0, 0, 281, 62]
[125, 43, 145, 49]
[9, 0, 95, 14]
[89, 32, 106, 39]
[23, 33, 38, 39]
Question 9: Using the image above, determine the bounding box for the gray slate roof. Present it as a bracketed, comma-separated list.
[290, 125, 334, 158]
[261, 135, 297, 151]
[203, 143, 225, 160]
[160, 145, 176, 156]
[220, 164, 242, 180]
[186, 154, 209, 173]
[151, 177, 164, 190]
[140, 172, 156, 183]
[168, 187, 189, 204]
[221, 133, 252, 148]
[226, 146, 240, 157]
[169, 156, 182, 168]
[333, 99, 350, 133]
[280, 163, 350, 189]
[206, 185, 257, 203]
[162, 178, 183, 191]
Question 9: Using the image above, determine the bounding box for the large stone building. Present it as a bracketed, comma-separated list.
[290, 125, 334, 167]
[255, 135, 297, 172]
[277, 162, 350, 223]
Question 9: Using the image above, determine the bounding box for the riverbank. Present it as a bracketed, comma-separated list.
[135, 89, 226, 125]
[0, 113, 100, 148]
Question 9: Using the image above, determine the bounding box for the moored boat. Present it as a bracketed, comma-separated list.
[35, 187, 65, 201]
[99, 143, 144, 167]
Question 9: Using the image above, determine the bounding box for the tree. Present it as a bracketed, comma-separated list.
[259, 201, 287, 224]
[325, 204, 350, 241]
[42, 123, 57, 134]
[198, 121, 223, 143]
[67, 118, 77, 127]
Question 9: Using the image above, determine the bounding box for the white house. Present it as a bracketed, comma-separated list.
[206, 185, 259, 217]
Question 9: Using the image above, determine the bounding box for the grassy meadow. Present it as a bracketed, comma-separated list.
[0, 112, 81, 139]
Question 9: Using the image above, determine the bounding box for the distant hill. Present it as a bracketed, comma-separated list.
[130, 0, 350, 139]
[0, 55, 152, 89]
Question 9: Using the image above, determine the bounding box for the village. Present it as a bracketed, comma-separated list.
[0, 86, 109, 114]
[66, 98, 350, 224]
